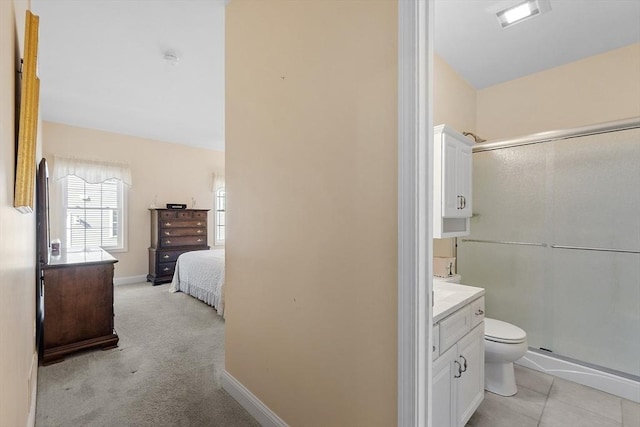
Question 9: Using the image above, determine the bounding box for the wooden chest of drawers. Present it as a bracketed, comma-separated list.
[41, 248, 119, 365]
[147, 208, 210, 285]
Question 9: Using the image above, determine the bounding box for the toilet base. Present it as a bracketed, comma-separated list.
[485, 361, 517, 396]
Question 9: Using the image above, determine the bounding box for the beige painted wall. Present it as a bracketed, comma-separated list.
[42, 122, 224, 279]
[433, 54, 477, 258]
[225, 1, 397, 425]
[0, 1, 39, 426]
[477, 43, 640, 141]
[434, 53, 477, 134]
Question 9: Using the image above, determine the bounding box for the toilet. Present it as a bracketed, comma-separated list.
[433, 274, 527, 396]
[484, 317, 527, 396]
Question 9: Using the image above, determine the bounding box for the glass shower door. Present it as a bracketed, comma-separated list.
[458, 127, 640, 378]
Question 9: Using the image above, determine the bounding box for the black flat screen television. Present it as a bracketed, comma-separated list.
[35, 157, 49, 355]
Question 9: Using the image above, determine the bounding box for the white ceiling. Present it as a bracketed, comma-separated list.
[31, 1, 640, 151]
[31, 0, 226, 151]
[435, 0, 640, 89]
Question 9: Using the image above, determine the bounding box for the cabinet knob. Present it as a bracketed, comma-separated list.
[163, 267, 170, 272]
[475, 308, 484, 316]
[166, 240, 172, 244]
[197, 222, 203, 226]
[164, 231, 171, 236]
[163, 254, 170, 259]
[197, 238, 203, 243]
[197, 230, 203, 234]
[165, 222, 172, 226]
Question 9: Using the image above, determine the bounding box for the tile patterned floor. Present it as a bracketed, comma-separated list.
[465, 365, 640, 427]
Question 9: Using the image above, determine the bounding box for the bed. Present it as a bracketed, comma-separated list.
[169, 249, 225, 317]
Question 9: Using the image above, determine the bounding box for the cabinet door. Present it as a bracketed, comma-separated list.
[432, 345, 457, 427]
[442, 135, 473, 219]
[455, 322, 485, 427]
[457, 143, 472, 217]
[442, 136, 460, 217]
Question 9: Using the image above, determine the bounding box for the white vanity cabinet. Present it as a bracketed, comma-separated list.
[432, 296, 485, 427]
[434, 124, 474, 238]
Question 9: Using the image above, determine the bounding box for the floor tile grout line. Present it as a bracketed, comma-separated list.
[536, 376, 553, 427]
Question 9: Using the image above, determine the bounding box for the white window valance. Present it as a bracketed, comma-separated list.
[53, 156, 132, 186]
[212, 170, 225, 191]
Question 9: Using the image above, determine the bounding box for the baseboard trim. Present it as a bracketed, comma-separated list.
[517, 350, 640, 403]
[113, 275, 147, 286]
[222, 370, 289, 427]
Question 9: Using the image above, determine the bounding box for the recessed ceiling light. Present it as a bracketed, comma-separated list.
[496, 0, 551, 28]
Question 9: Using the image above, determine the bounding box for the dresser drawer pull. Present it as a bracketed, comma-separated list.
[196, 238, 203, 242]
[166, 240, 172, 244]
[163, 267, 170, 272]
[165, 222, 172, 226]
[164, 231, 171, 236]
[163, 254, 170, 259]
[197, 222, 203, 226]
[475, 309, 484, 316]
[196, 230, 203, 234]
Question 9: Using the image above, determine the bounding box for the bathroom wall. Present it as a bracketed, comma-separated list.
[477, 43, 640, 140]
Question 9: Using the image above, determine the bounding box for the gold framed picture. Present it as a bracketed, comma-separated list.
[14, 10, 40, 214]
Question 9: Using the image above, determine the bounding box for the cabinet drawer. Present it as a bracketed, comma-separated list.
[470, 297, 485, 329]
[158, 262, 176, 276]
[159, 210, 177, 219]
[177, 211, 193, 219]
[439, 305, 471, 353]
[161, 236, 206, 247]
[156, 250, 184, 263]
[160, 227, 206, 237]
[160, 219, 207, 228]
[193, 211, 207, 219]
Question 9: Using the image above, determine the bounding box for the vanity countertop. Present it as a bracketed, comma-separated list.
[433, 281, 485, 323]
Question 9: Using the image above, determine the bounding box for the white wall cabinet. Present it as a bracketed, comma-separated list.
[434, 124, 474, 238]
[432, 297, 485, 427]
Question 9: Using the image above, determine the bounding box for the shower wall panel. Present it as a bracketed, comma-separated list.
[458, 127, 640, 377]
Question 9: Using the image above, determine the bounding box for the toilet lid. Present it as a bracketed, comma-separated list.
[485, 318, 527, 344]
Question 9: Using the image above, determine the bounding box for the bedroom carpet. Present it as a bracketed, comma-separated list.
[35, 282, 260, 427]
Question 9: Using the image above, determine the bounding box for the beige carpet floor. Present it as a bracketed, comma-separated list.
[35, 282, 259, 427]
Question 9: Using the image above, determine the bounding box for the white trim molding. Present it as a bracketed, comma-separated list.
[222, 371, 289, 427]
[398, 1, 432, 426]
[517, 350, 640, 403]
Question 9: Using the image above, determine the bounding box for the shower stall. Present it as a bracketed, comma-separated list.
[457, 118, 640, 400]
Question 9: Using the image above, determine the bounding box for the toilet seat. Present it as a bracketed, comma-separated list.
[484, 318, 526, 344]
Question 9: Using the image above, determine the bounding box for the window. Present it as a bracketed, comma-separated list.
[215, 187, 225, 245]
[63, 175, 126, 251]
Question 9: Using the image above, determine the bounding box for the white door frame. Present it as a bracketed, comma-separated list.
[397, 1, 433, 426]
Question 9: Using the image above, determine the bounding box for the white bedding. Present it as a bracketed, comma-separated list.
[169, 249, 225, 317]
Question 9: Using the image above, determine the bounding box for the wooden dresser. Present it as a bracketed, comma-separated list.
[41, 248, 119, 365]
[147, 208, 210, 285]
